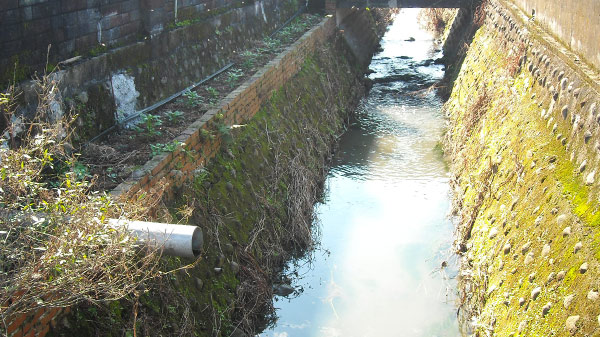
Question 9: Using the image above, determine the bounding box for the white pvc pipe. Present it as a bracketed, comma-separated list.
[109, 219, 203, 259]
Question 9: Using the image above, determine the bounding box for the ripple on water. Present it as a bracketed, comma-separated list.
[262, 9, 459, 337]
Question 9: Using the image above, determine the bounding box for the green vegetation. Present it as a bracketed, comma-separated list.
[150, 140, 185, 157]
[225, 68, 243, 88]
[0, 75, 162, 332]
[205, 86, 219, 99]
[165, 110, 185, 123]
[137, 113, 163, 136]
[182, 89, 205, 107]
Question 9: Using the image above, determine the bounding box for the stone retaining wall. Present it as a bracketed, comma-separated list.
[1, 0, 298, 87]
[3, 16, 338, 337]
[446, 0, 600, 335]
[3, 0, 300, 140]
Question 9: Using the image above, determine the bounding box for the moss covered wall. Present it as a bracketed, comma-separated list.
[41, 10, 382, 337]
[445, 1, 600, 336]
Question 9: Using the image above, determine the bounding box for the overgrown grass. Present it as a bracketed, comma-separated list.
[0, 74, 163, 331]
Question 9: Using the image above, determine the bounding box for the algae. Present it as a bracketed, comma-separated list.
[446, 9, 600, 337]
[48, 29, 369, 337]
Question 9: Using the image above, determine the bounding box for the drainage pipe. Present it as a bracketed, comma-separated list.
[109, 219, 203, 259]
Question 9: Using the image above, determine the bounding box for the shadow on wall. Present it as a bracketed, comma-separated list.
[337, 9, 382, 68]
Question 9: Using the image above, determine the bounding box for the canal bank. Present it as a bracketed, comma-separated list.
[445, 0, 600, 335]
[263, 9, 460, 337]
[45, 11, 390, 337]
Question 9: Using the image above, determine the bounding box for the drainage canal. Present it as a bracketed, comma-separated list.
[262, 9, 460, 337]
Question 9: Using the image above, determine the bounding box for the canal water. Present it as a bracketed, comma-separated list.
[262, 9, 459, 337]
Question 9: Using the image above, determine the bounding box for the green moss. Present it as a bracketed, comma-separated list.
[446, 16, 600, 337]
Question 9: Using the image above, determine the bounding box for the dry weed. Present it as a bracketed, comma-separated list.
[0, 72, 163, 331]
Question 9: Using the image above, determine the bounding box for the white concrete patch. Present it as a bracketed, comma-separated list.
[111, 73, 140, 126]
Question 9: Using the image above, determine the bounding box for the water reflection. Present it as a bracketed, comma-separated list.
[262, 9, 459, 337]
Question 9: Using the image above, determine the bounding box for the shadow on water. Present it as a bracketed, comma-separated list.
[262, 9, 460, 337]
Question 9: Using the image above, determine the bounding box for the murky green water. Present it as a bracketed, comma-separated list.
[262, 10, 459, 337]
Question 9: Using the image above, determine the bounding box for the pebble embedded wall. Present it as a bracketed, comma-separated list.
[507, 0, 600, 71]
[447, 1, 600, 335]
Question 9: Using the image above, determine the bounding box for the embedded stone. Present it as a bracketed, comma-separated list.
[546, 272, 556, 284]
[489, 227, 499, 239]
[557, 214, 569, 226]
[528, 273, 536, 282]
[590, 102, 598, 116]
[521, 242, 531, 254]
[580, 262, 589, 274]
[524, 252, 535, 265]
[562, 226, 571, 236]
[503, 243, 512, 254]
[564, 294, 575, 309]
[584, 131, 592, 143]
[531, 287, 542, 300]
[574, 242, 582, 254]
[579, 160, 587, 173]
[561, 105, 569, 119]
[588, 290, 599, 301]
[542, 302, 552, 316]
[566, 316, 580, 335]
[519, 297, 526, 306]
[535, 216, 543, 226]
[230, 261, 240, 275]
[586, 171, 595, 185]
[557, 270, 566, 281]
[541, 244, 551, 257]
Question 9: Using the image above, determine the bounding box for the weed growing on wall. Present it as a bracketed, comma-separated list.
[0, 74, 163, 332]
[418, 8, 456, 37]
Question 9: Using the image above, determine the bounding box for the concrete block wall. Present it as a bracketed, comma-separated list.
[1, 0, 141, 84]
[0, 0, 282, 87]
[507, 0, 600, 72]
[6, 0, 301, 142]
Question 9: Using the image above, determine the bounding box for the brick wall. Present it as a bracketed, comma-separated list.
[111, 17, 337, 201]
[0, 0, 259, 87]
[4, 307, 70, 337]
